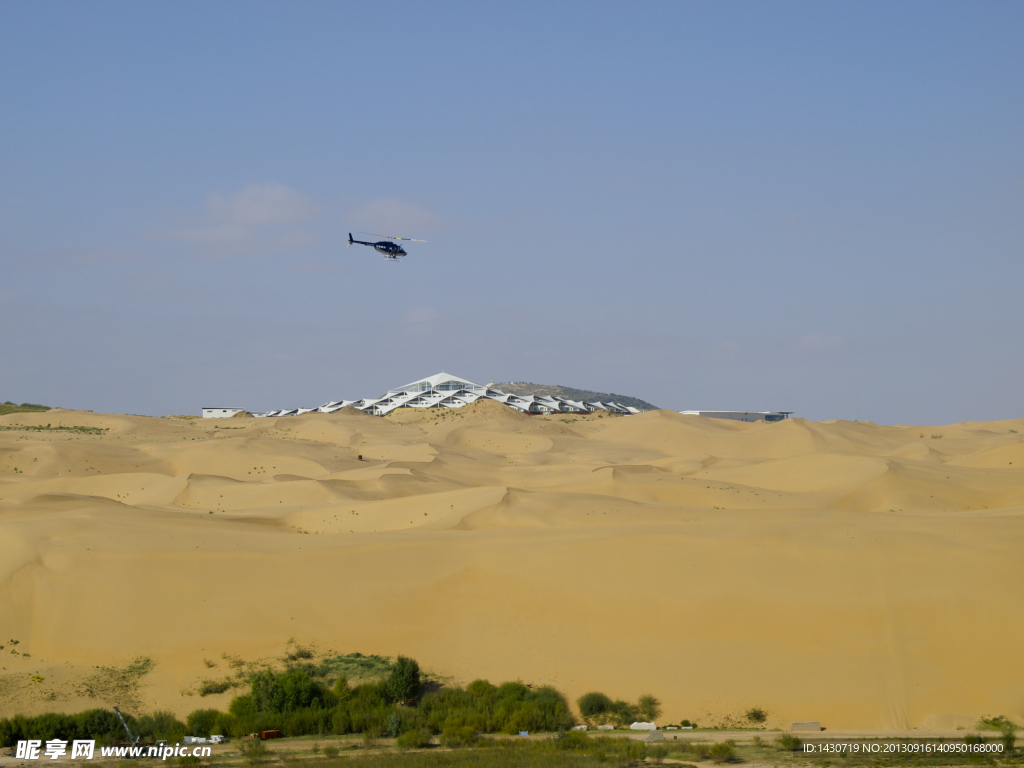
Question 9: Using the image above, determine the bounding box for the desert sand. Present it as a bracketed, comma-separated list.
[1, 402, 1021, 730]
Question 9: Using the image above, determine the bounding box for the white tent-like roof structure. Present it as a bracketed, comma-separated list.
[250, 372, 640, 418]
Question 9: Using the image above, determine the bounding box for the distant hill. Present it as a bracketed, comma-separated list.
[0, 401, 50, 417]
[496, 382, 658, 412]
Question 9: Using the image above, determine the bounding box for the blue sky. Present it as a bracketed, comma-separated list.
[1, 1, 1021, 424]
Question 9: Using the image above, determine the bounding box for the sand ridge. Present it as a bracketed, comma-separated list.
[0, 403, 1022, 729]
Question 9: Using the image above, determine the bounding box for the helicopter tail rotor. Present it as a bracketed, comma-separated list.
[347, 233, 354, 247]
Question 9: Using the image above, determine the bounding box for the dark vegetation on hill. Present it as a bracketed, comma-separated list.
[0, 657, 575, 747]
[0, 401, 50, 417]
[496, 383, 657, 412]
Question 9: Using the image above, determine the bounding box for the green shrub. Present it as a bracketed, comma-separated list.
[237, 739, 271, 768]
[199, 680, 232, 696]
[709, 741, 736, 763]
[776, 733, 802, 751]
[333, 675, 351, 700]
[396, 727, 433, 749]
[578, 692, 613, 718]
[648, 744, 669, 764]
[135, 711, 187, 742]
[999, 721, 1017, 753]
[247, 668, 333, 714]
[177, 757, 200, 767]
[441, 725, 478, 747]
[385, 656, 421, 705]
[688, 741, 712, 760]
[745, 706, 767, 723]
[637, 695, 661, 721]
[322, 745, 339, 758]
[186, 709, 221, 737]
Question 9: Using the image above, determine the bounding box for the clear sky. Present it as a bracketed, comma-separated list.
[2, 1, 1021, 424]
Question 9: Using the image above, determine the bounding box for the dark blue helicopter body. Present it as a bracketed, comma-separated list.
[348, 232, 424, 260]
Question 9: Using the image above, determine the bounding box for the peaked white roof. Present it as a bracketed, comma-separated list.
[250, 372, 641, 418]
[395, 372, 479, 391]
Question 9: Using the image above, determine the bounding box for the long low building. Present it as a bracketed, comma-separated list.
[680, 410, 792, 422]
[235, 372, 642, 418]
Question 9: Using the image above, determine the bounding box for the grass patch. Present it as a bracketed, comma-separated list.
[0, 424, 107, 435]
[198, 679, 234, 696]
[0, 402, 49, 416]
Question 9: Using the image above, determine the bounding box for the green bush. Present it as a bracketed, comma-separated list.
[396, 727, 433, 749]
[0, 708, 135, 747]
[386, 656, 421, 705]
[637, 695, 661, 721]
[237, 739, 271, 768]
[686, 741, 712, 760]
[999, 721, 1017, 753]
[577, 692, 613, 718]
[186, 709, 221, 737]
[745, 706, 767, 723]
[199, 679, 232, 696]
[322, 745, 339, 758]
[648, 744, 669, 764]
[135, 711, 187, 742]
[709, 740, 736, 763]
[776, 733, 802, 751]
[441, 725, 478, 747]
[177, 757, 200, 767]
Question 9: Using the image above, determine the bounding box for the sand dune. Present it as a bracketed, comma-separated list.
[1, 403, 1022, 729]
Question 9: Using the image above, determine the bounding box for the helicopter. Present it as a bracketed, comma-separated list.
[348, 232, 425, 260]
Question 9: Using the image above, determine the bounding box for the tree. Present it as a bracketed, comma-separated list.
[386, 656, 422, 705]
[637, 695, 661, 721]
[577, 692, 613, 718]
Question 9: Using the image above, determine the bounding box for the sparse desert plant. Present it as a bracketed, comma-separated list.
[964, 733, 984, 747]
[685, 741, 712, 759]
[977, 715, 1015, 731]
[752, 736, 762, 747]
[745, 706, 767, 723]
[709, 740, 736, 763]
[237, 739, 270, 768]
[999, 721, 1017, 754]
[310, 741, 320, 756]
[776, 733, 803, 751]
[648, 744, 669, 763]
[198, 679, 232, 697]
[286, 645, 314, 662]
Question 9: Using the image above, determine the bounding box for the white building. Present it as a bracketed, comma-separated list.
[201, 407, 247, 419]
[251, 372, 641, 418]
[680, 410, 792, 423]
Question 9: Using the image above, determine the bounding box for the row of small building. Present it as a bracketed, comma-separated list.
[203, 373, 641, 419]
[201, 372, 792, 422]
